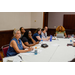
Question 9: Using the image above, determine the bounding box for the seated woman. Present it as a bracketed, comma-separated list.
[20, 27, 25, 38]
[7, 29, 33, 57]
[33, 28, 49, 42]
[21, 30, 39, 47]
[55, 26, 67, 37]
[41, 29, 50, 39]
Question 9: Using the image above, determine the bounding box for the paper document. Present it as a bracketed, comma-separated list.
[6, 56, 22, 62]
[18, 49, 42, 56]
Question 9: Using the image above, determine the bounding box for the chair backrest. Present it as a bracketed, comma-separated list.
[1, 44, 9, 57]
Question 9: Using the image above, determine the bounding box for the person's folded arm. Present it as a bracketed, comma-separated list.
[36, 36, 42, 41]
[22, 42, 29, 49]
[24, 42, 36, 47]
[30, 37, 36, 44]
[64, 32, 67, 37]
[11, 40, 33, 53]
[36, 36, 49, 41]
[55, 33, 57, 36]
[42, 37, 49, 41]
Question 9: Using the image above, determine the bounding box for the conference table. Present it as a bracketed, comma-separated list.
[3, 38, 75, 62]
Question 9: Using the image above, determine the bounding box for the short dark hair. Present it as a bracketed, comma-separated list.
[44, 26, 48, 28]
[42, 29, 45, 31]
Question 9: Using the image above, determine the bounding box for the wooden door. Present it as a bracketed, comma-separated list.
[43, 12, 48, 28]
[63, 15, 75, 29]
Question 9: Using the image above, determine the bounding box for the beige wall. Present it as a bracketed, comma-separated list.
[2, 12, 75, 30]
[31, 12, 43, 29]
[48, 12, 75, 29]
[0, 12, 31, 31]
[0, 12, 43, 31]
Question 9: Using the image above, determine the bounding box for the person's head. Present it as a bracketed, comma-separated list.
[56, 26, 65, 32]
[59, 26, 62, 31]
[44, 26, 48, 31]
[23, 30, 32, 39]
[35, 28, 41, 35]
[20, 27, 25, 34]
[13, 29, 21, 39]
[42, 29, 46, 33]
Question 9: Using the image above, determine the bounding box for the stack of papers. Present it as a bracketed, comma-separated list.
[6, 56, 22, 62]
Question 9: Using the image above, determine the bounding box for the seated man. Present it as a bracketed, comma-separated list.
[44, 26, 48, 37]
[41, 29, 50, 39]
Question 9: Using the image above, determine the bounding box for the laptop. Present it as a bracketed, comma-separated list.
[57, 34, 64, 38]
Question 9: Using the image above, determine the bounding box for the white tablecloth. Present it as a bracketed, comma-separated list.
[3, 38, 75, 62]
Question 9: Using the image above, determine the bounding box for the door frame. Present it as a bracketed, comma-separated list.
[43, 12, 48, 28]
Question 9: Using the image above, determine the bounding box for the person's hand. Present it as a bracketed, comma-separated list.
[28, 47, 34, 51]
[29, 47, 34, 50]
[25, 46, 29, 49]
[46, 37, 50, 40]
[36, 41, 39, 44]
[65, 35, 67, 38]
[47, 37, 50, 40]
[28, 35, 32, 39]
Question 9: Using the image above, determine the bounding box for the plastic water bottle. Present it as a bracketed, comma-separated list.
[72, 34, 74, 37]
[71, 34, 74, 42]
[34, 47, 37, 55]
[70, 34, 74, 42]
[50, 35, 52, 42]
[41, 39, 43, 44]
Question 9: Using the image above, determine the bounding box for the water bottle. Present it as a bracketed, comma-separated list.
[40, 39, 43, 44]
[50, 35, 52, 42]
[71, 34, 74, 42]
[70, 39, 72, 42]
[34, 47, 37, 55]
[72, 34, 74, 37]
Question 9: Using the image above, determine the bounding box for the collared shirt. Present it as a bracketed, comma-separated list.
[41, 32, 47, 38]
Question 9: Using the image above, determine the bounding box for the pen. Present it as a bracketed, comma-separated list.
[18, 55, 23, 62]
